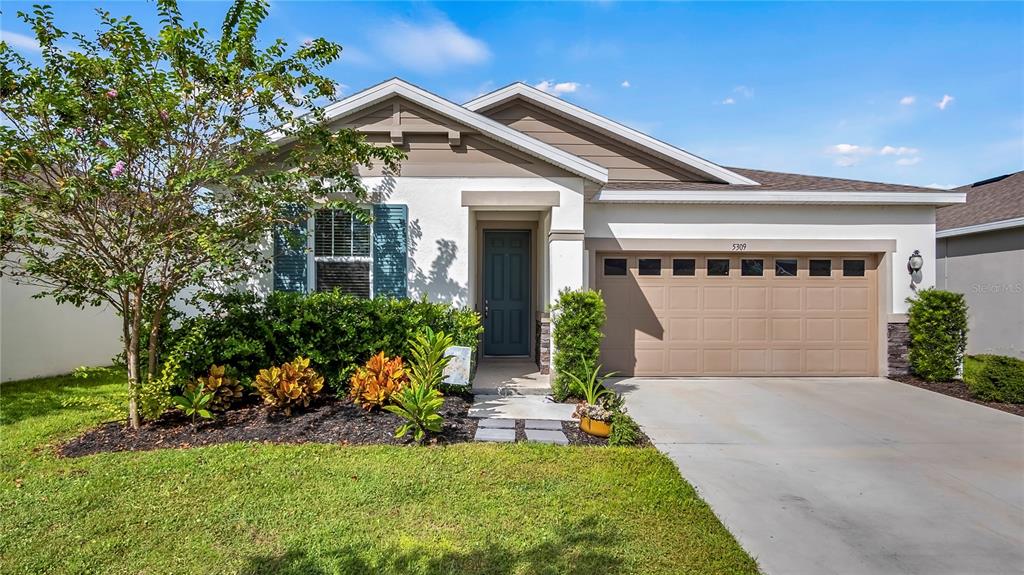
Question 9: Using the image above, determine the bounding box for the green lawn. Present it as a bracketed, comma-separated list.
[0, 372, 758, 575]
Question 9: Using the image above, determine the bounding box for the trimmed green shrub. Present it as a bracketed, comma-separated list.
[161, 291, 482, 391]
[608, 411, 643, 447]
[907, 289, 969, 382]
[964, 354, 1024, 404]
[551, 289, 606, 402]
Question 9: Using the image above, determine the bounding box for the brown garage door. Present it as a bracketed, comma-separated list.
[596, 253, 879, 376]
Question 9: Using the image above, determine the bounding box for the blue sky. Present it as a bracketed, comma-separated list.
[2, 1, 1021, 188]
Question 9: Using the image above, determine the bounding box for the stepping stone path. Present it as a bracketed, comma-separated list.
[473, 418, 570, 445]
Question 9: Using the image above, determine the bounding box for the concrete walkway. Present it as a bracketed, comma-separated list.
[614, 376, 1024, 575]
[472, 358, 550, 396]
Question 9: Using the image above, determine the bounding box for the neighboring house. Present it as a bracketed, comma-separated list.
[936, 172, 1024, 359]
[264, 78, 965, 378]
[0, 275, 122, 382]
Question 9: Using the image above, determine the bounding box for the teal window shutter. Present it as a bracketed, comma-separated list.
[372, 204, 408, 298]
[273, 208, 308, 293]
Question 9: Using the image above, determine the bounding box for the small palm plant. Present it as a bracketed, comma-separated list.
[173, 387, 214, 424]
[566, 361, 618, 437]
[565, 360, 617, 406]
[386, 328, 454, 443]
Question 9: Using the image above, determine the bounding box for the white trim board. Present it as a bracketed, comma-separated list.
[592, 189, 967, 205]
[465, 82, 759, 186]
[270, 78, 608, 184]
[936, 216, 1024, 238]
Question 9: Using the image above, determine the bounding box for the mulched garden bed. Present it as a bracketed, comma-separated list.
[890, 374, 1024, 417]
[60, 395, 478, 457]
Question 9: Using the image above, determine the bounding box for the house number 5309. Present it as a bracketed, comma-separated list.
[731, 243, 748, 251]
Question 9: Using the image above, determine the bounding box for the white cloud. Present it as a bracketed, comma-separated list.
[899, 96, 916, 105]
[828, 143, 922, 167]
[733, 85, 754, 98]
[0, 29, 41, 53]
[936, 94, 955, 110]
[534, 80, 579, 95]
[879, 145, 919, 156]
[721, 97, 735, 105]
[621, 80, 630, 88]
[926, 183, 955, 190]
[372, 18, 489, 73]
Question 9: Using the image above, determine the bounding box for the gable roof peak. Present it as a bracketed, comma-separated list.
[465, 82, 759, 186]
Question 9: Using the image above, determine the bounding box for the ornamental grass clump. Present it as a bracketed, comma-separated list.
[254, 357, 324, 416]
[349, 352, 409, 410]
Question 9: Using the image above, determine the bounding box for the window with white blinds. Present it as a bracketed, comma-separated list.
[313, 209, 371, 296]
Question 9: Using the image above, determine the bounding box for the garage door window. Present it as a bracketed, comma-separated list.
[603, 258, 627, 276]
[775, 259, 798, 277]
[741, 259, 764, 276]
[708, 259, 730, 276]
[843, 259, 866, 276]
[672, 258, 696, 276]
[809, 259, 832, 277]
[638, 258, 662, 276]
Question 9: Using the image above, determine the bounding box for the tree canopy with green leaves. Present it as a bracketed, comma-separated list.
[0, 0, 403, 427]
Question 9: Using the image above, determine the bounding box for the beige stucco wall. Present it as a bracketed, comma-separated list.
[1, 277, 122, 382]
[936, 227, 1024, 358]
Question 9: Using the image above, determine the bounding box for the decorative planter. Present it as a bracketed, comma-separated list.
[580, 416, 611, 438]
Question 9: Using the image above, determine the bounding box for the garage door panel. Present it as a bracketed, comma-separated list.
[668, 318, 700, 342]
[703, 286, 734, 311]
[737, 349, 768, 373]
[703, 318, 733, 342]
[738, 287, 768, 311]
[737, 318, 768, 342]
[806, 287, 836, 311]
[597, 252, 877, 376]
[668, 286, 699, 311]
[771, 349, 803, 373]
[806, 318, 836, 342]
[772, 287, 803, 311]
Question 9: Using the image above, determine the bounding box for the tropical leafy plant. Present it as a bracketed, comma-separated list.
[408, 327, 455, 389]
[564, 361, 617, 406]
[609, 411, 643, 446]
[349, 352, 409, 410]
[254, 357, 324, 415]
[385, 383, 445, 443]
[173, 387, 214, 424]
[189, 365, 245, 412]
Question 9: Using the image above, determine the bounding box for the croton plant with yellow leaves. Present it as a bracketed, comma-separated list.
[349, 352, 409, 410]
[254, 357, 325, 416]
[188, 364, 245, 412]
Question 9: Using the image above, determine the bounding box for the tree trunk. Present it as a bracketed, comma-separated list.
[146, 299, 166, 385]
[125, 286, 144, 429]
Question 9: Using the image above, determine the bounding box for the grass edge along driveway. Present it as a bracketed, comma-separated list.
[0, 371, 758, 575]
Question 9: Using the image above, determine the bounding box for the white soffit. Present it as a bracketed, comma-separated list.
[271, 78, 608, 184]
[465, 82, 759, 186]
[592, 189, 968, 205]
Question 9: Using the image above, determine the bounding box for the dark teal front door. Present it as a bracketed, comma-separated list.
[484, 231, 530, 356]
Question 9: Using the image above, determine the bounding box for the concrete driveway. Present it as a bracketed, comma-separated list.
[614, 377, 1024, 575]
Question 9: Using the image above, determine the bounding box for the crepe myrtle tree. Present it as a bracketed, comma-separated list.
[0, 1, 403, 428]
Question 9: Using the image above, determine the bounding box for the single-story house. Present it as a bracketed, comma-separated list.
[264, 78, 965, 378]
[936, 171, 1024, 359]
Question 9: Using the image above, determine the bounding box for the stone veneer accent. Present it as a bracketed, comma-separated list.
[536, 315, 551, 375]
[887, 322, 911, 376]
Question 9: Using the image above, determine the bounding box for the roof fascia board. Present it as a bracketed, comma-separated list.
[273, 79, 608, 184]
[465, 83, 759, 186]
[936, 216, 1024, 238]
[592, 189, 968, 205]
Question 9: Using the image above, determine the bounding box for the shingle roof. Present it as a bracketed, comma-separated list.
[936, 171, 1024, 231]
[603, 167, 944, 194]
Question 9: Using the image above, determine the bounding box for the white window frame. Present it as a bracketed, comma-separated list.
[306, 208, 374, 296]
